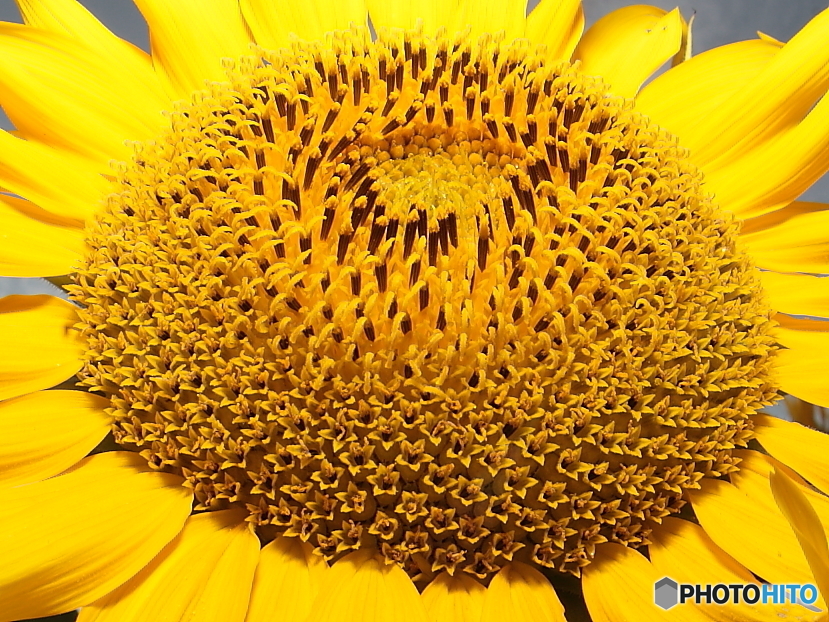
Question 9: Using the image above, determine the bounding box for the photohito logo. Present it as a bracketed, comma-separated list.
[654, 578, 822, 612]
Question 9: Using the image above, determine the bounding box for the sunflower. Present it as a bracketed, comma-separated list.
[2, 0, 829, 620]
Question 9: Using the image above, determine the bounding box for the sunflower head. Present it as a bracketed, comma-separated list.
[70, 24, 778, 583]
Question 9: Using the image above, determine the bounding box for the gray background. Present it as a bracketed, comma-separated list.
[1, 0, 828, 299]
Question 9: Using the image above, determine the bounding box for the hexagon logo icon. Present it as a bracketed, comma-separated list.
[655, 577, 679, 610]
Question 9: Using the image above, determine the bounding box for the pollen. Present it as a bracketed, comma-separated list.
[70, 26, 779, 582]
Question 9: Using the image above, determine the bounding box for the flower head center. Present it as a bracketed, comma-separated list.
[71, 26, 779, 583]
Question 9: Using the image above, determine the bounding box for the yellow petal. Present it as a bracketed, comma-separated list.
[0, 295, 83, 401]
[0, 130, 108, 222]
[78, 510, 258, 622]
[650, 517, 812, 621]
[735, 451, 829, 609]
[671, 11, 693, 66]
[701, 90, 829, 218]
[650, 517, 754, 583]
[311, 550, 430, 622]
[775, 314, 829, 333]
[775, 326, 829, 408]
[0, 193, 84, 277]
[770, 467, 829, 606]
[735, 448, 829, 516]
[757, 31, 783, 45]
[0, 451, 192, 621]
[0, 389, 111, 488]
[582, 542, 707, 622]
[134, 0, 252, 97]
[14, 0, 167, 99]
[365, 0, 526, 41]
[740, 200, 826, 232]
[525, 0, 583, 62]
[481, 561, 565, 622]
[680, 6, 829, 169]
[464, 0, 526, 41]
[0, 190, 83, 228]
[422, 572, 485, 622]
[244, 536, 329, 622]
[636, 38, 781, 142]
[758, 271, 829, 318]
[688, 462, 815, 586]
[365, 0, 443, 35]
[242, 0, 366, 50]
[574, 6, 685, 99]
[0, 23, 167, 165]
[740, 202, 829, 274]
[753, 413, 829, 495]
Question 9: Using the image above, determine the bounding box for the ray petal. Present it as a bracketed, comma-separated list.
[0, 23, 167, 165]
[462, 0, 526, 41]
[0, 451, 192, 621]
[310, 550, 430, 622]
[0, 295, 83, 401]
[0, 130, 109, 222]
[701, 90, 829, 218]
[636, 38, 781, 141]
[244, 536, 329, 622]
[0, 193, 84, 277]
[14, 0, 166, 99]
[0, 390, 111, 488]
[574, 6, 685, 99]
[78, 510, 258, 622]
[422, 572, 486, 622]
[770, 467, 829, 607]
[242, 0, 367, 49]
[134, 0, 253, 97]
[364, 0, 444, 35]
[740, 202, 829, 274]
[680, 6, 829, 168]
[753, 414, 829, 495]
[758, 271, 829, 319]
[525, 0, 583, 62]
[650, 517, 816, 621]
[688, 456, 816, 586]
[481, 562, 566, 622]
[775, 327, 829, 408]
[582, 542, 707, 622]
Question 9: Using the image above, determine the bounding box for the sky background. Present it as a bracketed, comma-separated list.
[1, 0, 828, 298]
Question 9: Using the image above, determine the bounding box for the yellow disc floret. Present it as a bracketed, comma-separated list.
[71, 26, 779, 582]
